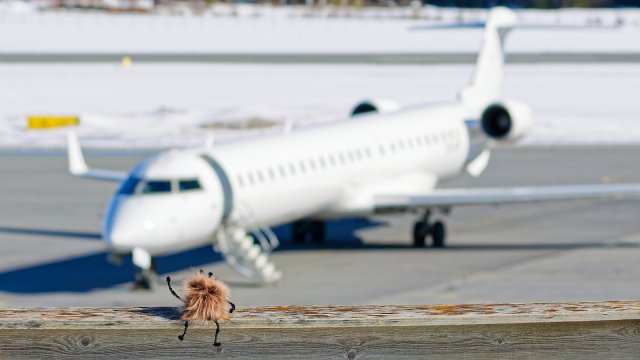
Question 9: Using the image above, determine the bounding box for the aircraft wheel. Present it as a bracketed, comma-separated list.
[412, 221, 428, 248]
[292, 220, 307, 243]
[133, 267, 157, 290]
[310, 221, 326, 243]
[432, 221, 446, 248]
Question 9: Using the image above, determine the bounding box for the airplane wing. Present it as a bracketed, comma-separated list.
[67, 131, 127, 182]
[375, 183, 640, 210]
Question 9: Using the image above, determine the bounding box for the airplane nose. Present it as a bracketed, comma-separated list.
[104, 223, 137, 253]
[102, 196, 146, 253]
[102, 195, 182, 254]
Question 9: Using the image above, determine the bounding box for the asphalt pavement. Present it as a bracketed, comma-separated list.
[1, 145, 639, 307]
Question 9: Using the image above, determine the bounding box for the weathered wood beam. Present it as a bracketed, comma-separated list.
[1, 301, 639, 358]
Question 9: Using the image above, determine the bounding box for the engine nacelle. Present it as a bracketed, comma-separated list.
[480, 101, 533, 141]
[350, 98, 401, 117]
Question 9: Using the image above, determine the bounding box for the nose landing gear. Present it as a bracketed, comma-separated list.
[412, 210, 447, 248]
[131, 247, 157, 290]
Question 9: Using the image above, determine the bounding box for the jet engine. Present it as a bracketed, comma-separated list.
[480, 101, 533, 141]
[350, 98, 401, 117]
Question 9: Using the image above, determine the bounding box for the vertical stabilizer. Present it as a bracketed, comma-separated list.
[460, 7, 518, 104]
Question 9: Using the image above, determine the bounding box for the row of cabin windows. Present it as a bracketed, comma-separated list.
[236, 128, 461, 188]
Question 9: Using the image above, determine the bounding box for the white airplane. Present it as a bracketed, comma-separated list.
[67, 7, 640, 287]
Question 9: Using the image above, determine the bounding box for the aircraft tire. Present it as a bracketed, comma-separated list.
[412, 221, 428, 248]
[310, 221, 326, 243]
[292, 220, 307, 243]
[432, 221, 446, 248]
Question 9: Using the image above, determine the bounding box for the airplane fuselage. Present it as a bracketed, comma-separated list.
[104, 101, 479, 256]
[218, 102, 471, 226]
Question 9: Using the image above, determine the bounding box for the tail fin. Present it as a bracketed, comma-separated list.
[460, 7, 518, 103]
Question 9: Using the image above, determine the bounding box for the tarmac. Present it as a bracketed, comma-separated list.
[1, 145, 640, 307]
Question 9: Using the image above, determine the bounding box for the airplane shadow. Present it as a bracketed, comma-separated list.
[0, 246, 224, 294]
[0, 217, 381, 294]
[1, 217, 635, 294]
[0, 226, 101, 240]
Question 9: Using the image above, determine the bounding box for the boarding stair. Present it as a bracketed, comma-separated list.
[214, 205, 282, 283]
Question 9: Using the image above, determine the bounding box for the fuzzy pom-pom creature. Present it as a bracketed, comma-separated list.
[166, 270, 235, 347]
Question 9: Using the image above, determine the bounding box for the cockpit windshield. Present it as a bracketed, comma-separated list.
[179, 179, 202, 191]
[117, 176, 202, 196]
[141, 180, 172, 194]
[118, 175, 141, 195]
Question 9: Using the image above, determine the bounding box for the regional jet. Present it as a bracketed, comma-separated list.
[67, 7, 640, 287]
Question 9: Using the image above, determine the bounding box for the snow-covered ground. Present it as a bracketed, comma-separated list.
[1, 63, 638, 149]
[0, 5, 639, 54]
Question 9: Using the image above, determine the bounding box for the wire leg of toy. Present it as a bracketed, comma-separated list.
[166, 276, 183, 301]
[213, 320, 221, 347]
[228, 301, 236, 313]
[178, 321, 188, 341]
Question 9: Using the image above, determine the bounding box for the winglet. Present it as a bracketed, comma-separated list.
[67, 131, 88, 176]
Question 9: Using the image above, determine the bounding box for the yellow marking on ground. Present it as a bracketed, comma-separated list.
[27, 116, 79, 130]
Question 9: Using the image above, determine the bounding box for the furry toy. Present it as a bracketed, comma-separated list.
[166, 270, 235, 346]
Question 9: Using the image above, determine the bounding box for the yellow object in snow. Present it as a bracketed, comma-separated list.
[27, 116, 79, 130]
[121, 56, 132, 70]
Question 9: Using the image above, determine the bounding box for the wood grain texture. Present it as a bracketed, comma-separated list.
[1, 302, 639, 359]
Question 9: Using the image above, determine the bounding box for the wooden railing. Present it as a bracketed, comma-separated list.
[1, 301, 639, 358]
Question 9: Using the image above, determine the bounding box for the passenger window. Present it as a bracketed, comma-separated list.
[379, 145, 386, 155]
[329, 154, 336, 166]
[364, 148, 372, 158]
[309, 159, 316, 171]
[237, 175, 245, 187]
[289, 163, 296, 175]
[179, 179, 202, 192]
[268, 168, 275, 180]
[407, 138, 414, 147]
[299, 161, 307, 173]
[318, 157, 326, 168]
[416, 136, 423, 145]
[355, 149, 362, 160]
[257, 170, 264, 182]
[248, 173, 255, 185]
[141, 180, 172, 194]
[279, 165, 286, 177]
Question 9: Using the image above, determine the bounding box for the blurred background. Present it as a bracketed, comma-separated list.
[0, 0, 639, 308]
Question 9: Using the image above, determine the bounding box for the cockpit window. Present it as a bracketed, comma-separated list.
[141, 180, 172, 194]
[118, 176, 141, 195]
[179, 179, 202, 192]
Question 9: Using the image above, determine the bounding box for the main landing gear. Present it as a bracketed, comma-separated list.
[412, 210, 446, 248]
[292, 220, 326, 244]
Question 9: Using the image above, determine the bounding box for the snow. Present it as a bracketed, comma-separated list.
[1, 63, 639, 149]
[0, 6, 639, 54]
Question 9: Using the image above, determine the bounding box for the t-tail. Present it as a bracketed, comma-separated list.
[460, 8, 531, 178]
[460, 7, 518, 105]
